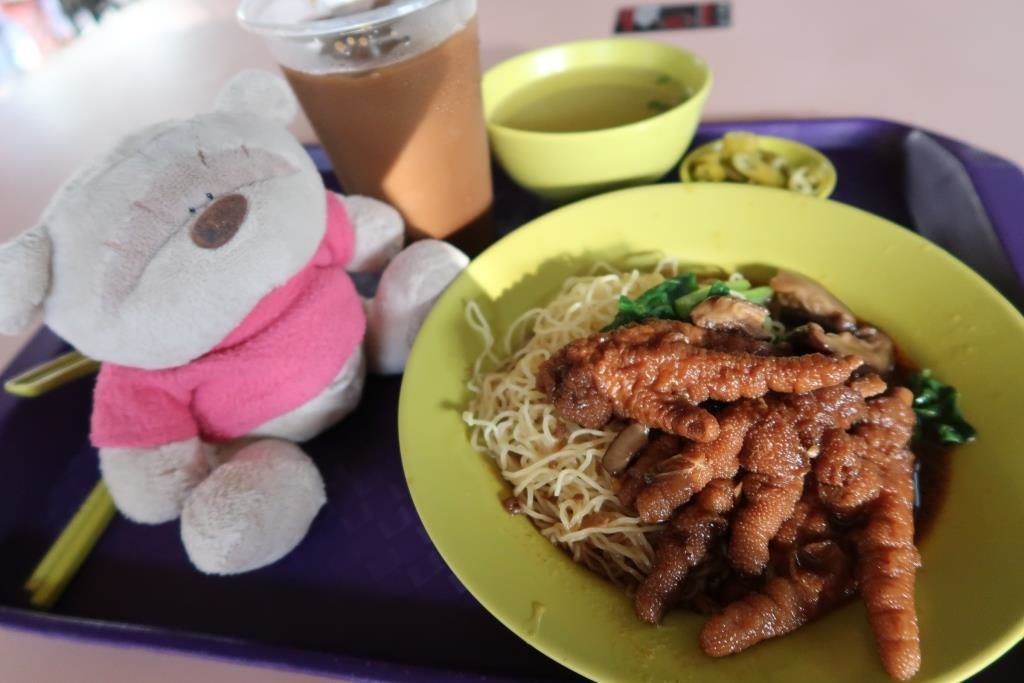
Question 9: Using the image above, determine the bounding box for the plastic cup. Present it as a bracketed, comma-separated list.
[239, 0, 493, 249]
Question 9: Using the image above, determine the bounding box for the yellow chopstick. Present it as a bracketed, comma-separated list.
[9, 352, 110, 606]
[4, 351, 100, 398]
[24, 482, 107, 592]
[25, 482, 115, 609]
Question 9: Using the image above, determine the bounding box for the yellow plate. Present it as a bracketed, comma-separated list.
[399, 184, 1024, 682]
[681, 134, 838, 198]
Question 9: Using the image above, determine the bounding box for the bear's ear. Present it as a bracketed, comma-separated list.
[0, 225, 52, 334]
[214, 69, 299, 126]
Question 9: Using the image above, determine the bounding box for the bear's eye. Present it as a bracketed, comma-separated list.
[191, 194, 247, 249]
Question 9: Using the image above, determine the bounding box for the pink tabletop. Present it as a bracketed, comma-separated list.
[1, 0, 1021, 681]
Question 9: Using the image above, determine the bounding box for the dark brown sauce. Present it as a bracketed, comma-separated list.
[913, 440, 950, 544]
[889, 346, 952, 544]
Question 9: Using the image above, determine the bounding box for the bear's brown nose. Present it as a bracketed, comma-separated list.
[191, 194, 247, 249]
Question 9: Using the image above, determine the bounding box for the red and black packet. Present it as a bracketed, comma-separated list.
[614, 3, 731, 33]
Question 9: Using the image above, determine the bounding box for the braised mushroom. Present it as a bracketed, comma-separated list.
[502, 495, 524, 515]
[603, 423, 651, 475]
[690, 296, 772, 339]
[770, 270, 857, 332]
[791, 323, 895, 373]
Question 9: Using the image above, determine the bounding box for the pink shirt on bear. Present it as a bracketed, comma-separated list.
[90, 192, 365, 448]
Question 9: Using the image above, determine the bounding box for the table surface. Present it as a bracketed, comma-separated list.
[1, 0, 1021, 680]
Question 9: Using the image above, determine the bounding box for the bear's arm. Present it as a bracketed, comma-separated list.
[332, 193, 403, 273]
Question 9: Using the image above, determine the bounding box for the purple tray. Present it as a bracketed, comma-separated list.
[1, 118, 1021, 683]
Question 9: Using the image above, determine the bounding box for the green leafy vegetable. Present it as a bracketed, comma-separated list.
[742, 286, 774, 305]
[672, 286, 712, 319]
[605, 272, 776, 331]
[725, 278, 752, 291]
[603, 273, 698, 331]
[709, 281, 731, 297]
[907, 369, 976, 445]
[673, 279, 770, 319]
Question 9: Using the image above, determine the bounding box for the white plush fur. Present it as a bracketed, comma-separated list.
[180, 439, 326, 575]
[0, 70, 469, 574]
[0, 225, 51, 334]
[253, 345, 367, 442]
[366, 240, 470, 374]
[214, 69, 299, 127]
[339, 194, 404, 273]
[99, 438, 210, 524]
[42, 111, 326, 369]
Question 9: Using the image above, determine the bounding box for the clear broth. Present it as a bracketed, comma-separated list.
[493, 66, 690, 133]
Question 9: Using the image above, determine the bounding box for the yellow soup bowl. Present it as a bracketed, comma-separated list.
[681, 133, 838, 198]
[483, 39, 712, 202]
[400, 184, 1024, 683]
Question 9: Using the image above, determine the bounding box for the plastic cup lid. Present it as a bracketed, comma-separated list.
[238, 0, 446, 38]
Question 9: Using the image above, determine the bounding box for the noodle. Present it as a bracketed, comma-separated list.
[462, 262, 679, 586]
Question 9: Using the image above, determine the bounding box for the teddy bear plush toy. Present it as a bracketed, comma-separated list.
[0, 70, 469, 575]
